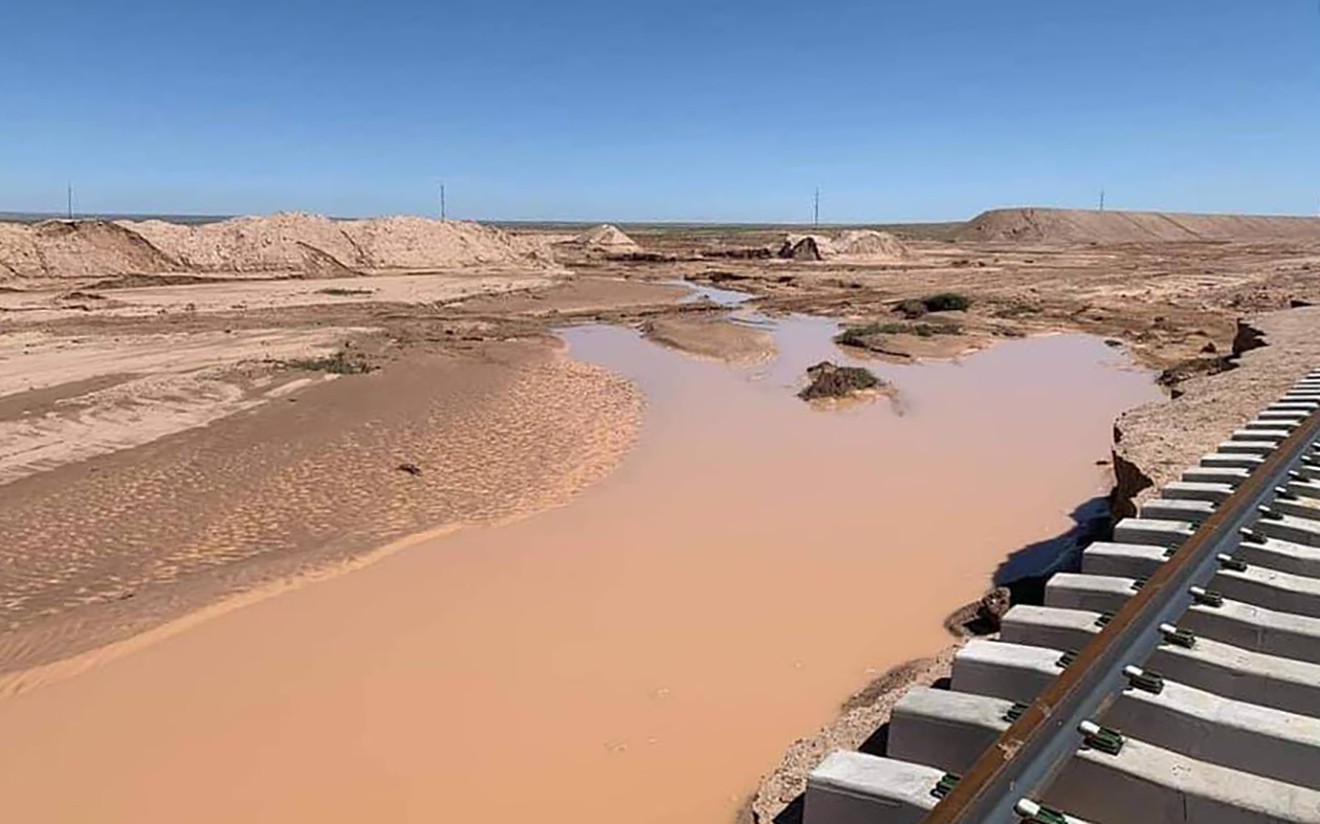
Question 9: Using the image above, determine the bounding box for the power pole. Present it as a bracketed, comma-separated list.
[67, 182, 73, 220]
[813, 187, 820, 227]
[1099, 189, 1105, 212]
[440, 184, 446, 222]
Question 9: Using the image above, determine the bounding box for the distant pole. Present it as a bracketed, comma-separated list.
[67, 182, 73, 220]
[440, 184, 446, 222]
[813, 187, 820, 227]
[1099, 189, 1105, 212]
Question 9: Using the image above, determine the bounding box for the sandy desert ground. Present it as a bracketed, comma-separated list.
[2, 208, 1320, 823]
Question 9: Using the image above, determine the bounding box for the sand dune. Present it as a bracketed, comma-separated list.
[959, 207, 1320, 244]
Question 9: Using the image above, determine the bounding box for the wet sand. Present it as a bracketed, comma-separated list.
[0, 322, 1159, 824]
[0, 341, 640, 678]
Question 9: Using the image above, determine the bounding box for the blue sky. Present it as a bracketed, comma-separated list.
[2, 1, 1318, 222]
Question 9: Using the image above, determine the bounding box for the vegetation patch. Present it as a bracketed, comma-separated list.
[835, 319, 962, 349]
[317, 287, 376, 297]
[892, 292, 972, 317]
[920, 292, 972, 312]
[283, 348, 375, 375]
[894, 298, 928, 319]
[798, 361, 882, 401]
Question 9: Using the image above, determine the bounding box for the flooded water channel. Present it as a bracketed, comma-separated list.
[0, 311, 1160, 824]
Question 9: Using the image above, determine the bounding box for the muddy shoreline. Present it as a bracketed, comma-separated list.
[742, 304, 1320, 824]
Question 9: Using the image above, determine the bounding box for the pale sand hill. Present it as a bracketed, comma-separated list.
[123, 213, 554, 273]
[574, 223, 641, 252]
[959, 207, 1320, 244]
[832, 229, 910, 259]
[779, 229, 910, 261]
[123, 214, 364, 274]
[0, 220, 180, 279]
[0, 214, 554, 279]
[340, 216, 552, 269]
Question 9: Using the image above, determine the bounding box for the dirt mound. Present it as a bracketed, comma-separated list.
[778, 230, 910, 261]
[0, 213, 554, 280]
[0, 220, 179, 279]
[959, 207, 1320, 244]
[122, 213, 362, 274]
[778, 235, 826, 261]
[832, 229, 910, 259]
[0, 224, 40, 279]
[574, 224, 641, 252]
[340, 216, 550, 269]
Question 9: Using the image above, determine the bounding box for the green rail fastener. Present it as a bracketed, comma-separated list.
[1056, 649, 1077, 669]
[1093, 611, 1115, 628]
[1003, 702, 1029, 723]
[1160, 623, 1197, 648]
[1258, 505, 1283, 520]
[1218, 553, 1249, 572]
[1014, 799, 1071, 824]
[1162, 545, 1178, 558]
[1078, 720, 1125, 756]
[1190, 586, 1224, 607]
[1275, 486, 1299, 500]
[1123, 664, 1165, 694]
[1130, 576, 1148, 592]
[932, 773, 961, 800]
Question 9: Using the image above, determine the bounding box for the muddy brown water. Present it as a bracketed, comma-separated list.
[0, 318, 1159, 824]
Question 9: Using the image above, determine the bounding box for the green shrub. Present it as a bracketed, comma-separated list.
[894, 298, 928, 319]
[922, 292, 972, 312]
[834, 319, 962, 346]
[285, 349, 374, 375]
[798, 362, 881, 400]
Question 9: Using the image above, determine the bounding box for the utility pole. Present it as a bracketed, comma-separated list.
[440, 184, 446, 222]
[813, 187, 820, 227]
[67, 182, 73, 220]
[1099, 189, 1105, 212]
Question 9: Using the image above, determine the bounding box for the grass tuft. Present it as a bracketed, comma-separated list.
[835, 319, 962, 347]
[284, 348, 374, 374]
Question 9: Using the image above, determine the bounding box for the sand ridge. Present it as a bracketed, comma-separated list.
[959, 207, 1320, 244]
[641, 314, 777, 364]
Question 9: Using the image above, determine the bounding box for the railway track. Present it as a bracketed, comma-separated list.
[804, 372, 1320, 824]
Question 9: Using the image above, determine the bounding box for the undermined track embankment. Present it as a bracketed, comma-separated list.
[805, 373, 1320, 824]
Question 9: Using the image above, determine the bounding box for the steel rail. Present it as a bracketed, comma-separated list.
[922, 404, 1320, 824]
